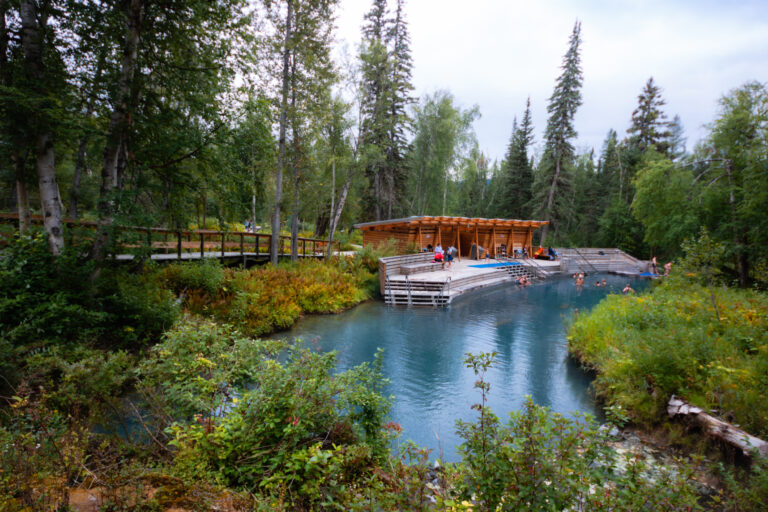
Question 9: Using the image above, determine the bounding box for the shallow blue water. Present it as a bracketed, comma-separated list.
[286, 273, 648, 461]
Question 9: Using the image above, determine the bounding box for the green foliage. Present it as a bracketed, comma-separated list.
[177, 259, 373, 337]
[455, 352, 701, 511]
[145, 320, 393, 507]
[0, 234, 178, 348]
[632, 150, 699, 258]
[160, 260, 226, 295]
[568, 278, 768, 436]
[716, 456, 768, 511]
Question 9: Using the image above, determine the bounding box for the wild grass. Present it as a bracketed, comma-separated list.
[568, 274, 768, 437]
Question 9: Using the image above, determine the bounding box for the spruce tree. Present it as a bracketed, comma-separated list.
[532, 21, 583, 243]
[385, 0, 413, 217]
[500, 97, 534, 219]
[360, 0, 413, 220]
[627, 77, 671, 154]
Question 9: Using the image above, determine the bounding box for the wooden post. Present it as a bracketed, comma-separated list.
[177, 231, 182, 260]
[240, 233, 244, 256]
[221, 232, 225, 259]
[302, 239, 306, 257]
[164, 232, 169, 254]
[474, 224, 479, 260]
[507, 227, 514, 258]
[492, 226, 497, 258]
[437, 224, 442, 247]
[200, 232, 205, 258]
[456, 225, 461, 261]
[146, 228, 152, 253]
[418, 225, 423, 251]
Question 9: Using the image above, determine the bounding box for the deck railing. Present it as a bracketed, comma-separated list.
[0, 212, 336, 260]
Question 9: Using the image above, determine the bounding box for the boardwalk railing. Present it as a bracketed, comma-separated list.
[0, 212, 336, 261]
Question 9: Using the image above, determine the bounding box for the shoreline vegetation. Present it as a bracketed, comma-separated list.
[0, 234, 764, 510]
[567, 236, 768, 509]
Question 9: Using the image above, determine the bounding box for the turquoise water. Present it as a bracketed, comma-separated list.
[286, 273, 648, 461]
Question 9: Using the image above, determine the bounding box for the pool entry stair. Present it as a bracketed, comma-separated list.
[378, 248, 649, 307]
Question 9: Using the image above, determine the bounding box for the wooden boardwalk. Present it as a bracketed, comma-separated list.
[0, 212, 335, 263]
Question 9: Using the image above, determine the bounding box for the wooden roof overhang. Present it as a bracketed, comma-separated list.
[354, 216, 549, 231]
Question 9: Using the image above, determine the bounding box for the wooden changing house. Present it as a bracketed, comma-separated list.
[354, 216, 549, 259]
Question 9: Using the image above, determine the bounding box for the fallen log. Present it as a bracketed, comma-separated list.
[667, 395, 768, 459]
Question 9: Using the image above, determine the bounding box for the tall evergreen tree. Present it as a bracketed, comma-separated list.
[667, 114, 687, 161]
[627, 77, 671, 154]
[359, 0, 413, 220]
[532, 21, 583, 243]
[499, 97, 534, 219]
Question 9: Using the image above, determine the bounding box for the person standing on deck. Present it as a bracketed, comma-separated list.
[651, 256, 658, 274]
[446, 245, 457, 269]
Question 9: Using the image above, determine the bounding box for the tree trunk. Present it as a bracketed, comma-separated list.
[12, 150, 31, 233]
[35, 132, 64, 254]
[69, 135, 87, 219]
[69, 51, 105, 219]
[20, 0, 64, 254]
[668, 395, 768, 459]
[540, 153, 561, 244]
[92, 0, 142, 262]
[271, 0, 292, 265]
[289, 50, 300, 262]
[327, 169, 353, 259]
[442, 167, 448, 216]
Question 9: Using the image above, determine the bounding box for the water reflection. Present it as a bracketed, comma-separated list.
[286, 273, 648, 461]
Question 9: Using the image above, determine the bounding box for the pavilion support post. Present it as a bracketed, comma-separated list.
[492, 227, 497, 259]
[474, 225, 479, 260]
[457, 225, 461, 261]
[177, 231, 182, 260]
[418, 225, 423, 252]
[437, 225, 442, 247]
[507, 228, 514, 258]
[240, 233, 244, 257]
[200, 233, 205, 258]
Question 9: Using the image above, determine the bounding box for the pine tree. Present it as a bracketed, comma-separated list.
[532, 21, 583, 243]
[627, 77, 671, 154]
[500, 97, 534, 219]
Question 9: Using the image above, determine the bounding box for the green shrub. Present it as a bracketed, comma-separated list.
[139, 320, 393, 508]
[160, 260, 226, 295]
[180, 259, 373, 336]
[454, 352, 701, 511]
[0, 235, 178, 350]
[568, 278, 768, 435]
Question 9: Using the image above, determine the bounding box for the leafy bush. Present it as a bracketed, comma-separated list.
[0, 235, 178, 350]
[454, 352, 701, 511]
[138, 319, 394, 508]
[179, 259, 373, 336]
[160, 260, 226, 295]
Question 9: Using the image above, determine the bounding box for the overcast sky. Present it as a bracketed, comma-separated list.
[334, 0, 768, 162]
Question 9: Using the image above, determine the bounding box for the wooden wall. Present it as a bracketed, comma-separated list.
[361, 223, 537, 259]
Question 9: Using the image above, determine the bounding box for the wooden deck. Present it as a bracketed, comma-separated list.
[380, 255, 558, 306]
[378, 249, 648, 307]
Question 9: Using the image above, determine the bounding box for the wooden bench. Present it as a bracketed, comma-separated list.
[401, 262, 444, 275]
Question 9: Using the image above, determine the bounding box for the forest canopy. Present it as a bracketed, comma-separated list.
[1, 1, 767, 284]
